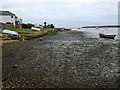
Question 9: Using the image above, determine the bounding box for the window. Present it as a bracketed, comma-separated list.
[6, 22, 11, 24]
[11, 16, 13, 18]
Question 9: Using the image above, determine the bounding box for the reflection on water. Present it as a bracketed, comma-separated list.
[72, 28, 118, 39]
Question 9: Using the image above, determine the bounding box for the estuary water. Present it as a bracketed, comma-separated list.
[72, 28, 119, 40]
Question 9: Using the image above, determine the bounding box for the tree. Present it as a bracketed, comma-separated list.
[50, 24, 54, 28]
[47, 24, 50, 28]
[43, 22, 47, 28]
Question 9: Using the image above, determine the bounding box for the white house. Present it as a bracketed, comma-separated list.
[0, 11, 22, 27]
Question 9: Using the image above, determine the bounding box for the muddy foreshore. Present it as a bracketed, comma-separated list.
[2, 31, 119, 88]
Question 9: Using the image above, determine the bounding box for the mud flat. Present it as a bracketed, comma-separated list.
[2, 31, 119, 88]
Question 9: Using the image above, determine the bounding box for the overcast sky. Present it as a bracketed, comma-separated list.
[0, 0, 119, 28]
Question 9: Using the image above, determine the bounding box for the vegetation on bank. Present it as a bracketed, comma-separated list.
[2, 28, 47, 33]
[1, 22, 62, 41]
[1, 27, 62, 41]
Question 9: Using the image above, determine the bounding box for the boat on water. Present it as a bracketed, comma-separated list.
[63, 28, 71, 31]
[99, 33, 116, 39]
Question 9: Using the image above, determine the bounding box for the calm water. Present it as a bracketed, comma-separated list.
[72, 28, 119, 40]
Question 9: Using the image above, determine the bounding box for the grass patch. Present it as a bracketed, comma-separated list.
[2, 28, 62, 41]
[24, 29, 57, 40]
[3, 28, 39, 33]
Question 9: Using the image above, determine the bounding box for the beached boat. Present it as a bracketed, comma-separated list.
[99, 33, 116, 39]
[2, 30, 18, 36]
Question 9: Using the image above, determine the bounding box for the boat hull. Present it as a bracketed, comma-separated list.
[99, 34, 116, 39]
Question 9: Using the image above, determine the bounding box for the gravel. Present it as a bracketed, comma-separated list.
[2, 31, 119, 88]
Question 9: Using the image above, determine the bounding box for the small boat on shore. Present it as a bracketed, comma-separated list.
[99, 33, 116, 39]
[2, 30, 18, 36]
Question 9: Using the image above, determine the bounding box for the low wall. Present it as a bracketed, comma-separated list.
[0, 23, 14, 29]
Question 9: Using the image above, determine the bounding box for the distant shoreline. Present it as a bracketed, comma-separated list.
[81, 25, 120, 28]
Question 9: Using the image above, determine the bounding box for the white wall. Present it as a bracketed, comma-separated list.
[0, 15, 16, 26]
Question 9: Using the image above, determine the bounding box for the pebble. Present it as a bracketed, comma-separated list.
[37, 38, 42, 41]
[12, 64, 18, 69]
[66, 52, 69, 55]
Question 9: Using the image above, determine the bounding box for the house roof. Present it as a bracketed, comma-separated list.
[0, 11, 16, 16]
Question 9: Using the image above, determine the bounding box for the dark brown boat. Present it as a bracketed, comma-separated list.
[99, 33, 116, 39]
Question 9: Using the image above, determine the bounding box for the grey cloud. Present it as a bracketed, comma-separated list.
[1, 0, 118, 27]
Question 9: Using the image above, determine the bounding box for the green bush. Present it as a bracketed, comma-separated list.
[21, 23, 34, 29]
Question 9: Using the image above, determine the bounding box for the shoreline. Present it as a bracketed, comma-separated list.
[72, 28, 118, 40]
[1, 30, 118, 44]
